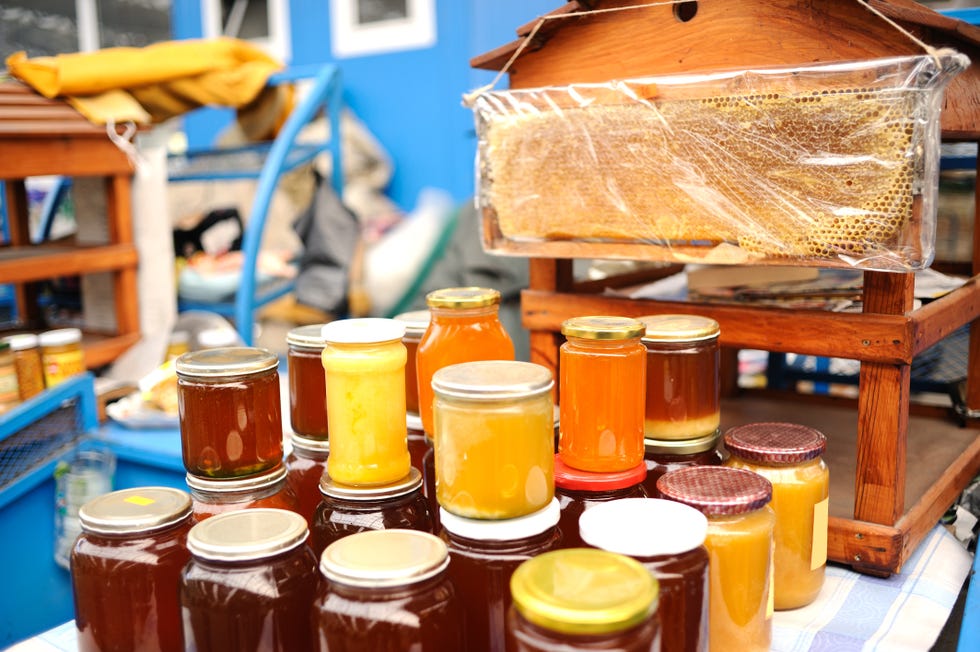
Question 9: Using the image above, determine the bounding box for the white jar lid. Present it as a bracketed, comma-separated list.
[2, 333, 39, 351]
[39, 328, 82, 347]
[321, 318, 405, 344]
[440, 498, 560, 541]
[578, 498, 707, 557]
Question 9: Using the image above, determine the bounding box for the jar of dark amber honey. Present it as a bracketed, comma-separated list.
[314, 529, 464, 650]
[284, 432, 330, 529]
[71, 487, 193, 652]
[176, 347, 283, 478]
[642, 432, 724, 498]
[580, 498, 710, 652]
[441, 498, 562, 652]
[638, 314, 721, 441]
[553, 455, 647, 549]
[286, 323, 329, 440]
[181, 508, 319, 651]
[311, 466, 433, 557]
[187, 464, 299, 522]
[507, 548, 661, 652]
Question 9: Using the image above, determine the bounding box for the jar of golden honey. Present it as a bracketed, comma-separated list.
[553, 455, 647, 549]
[507, 548, 661, 652]
[638, 314, 721, 441]
[417, 287, 515, 436]
[3, 333, 44, 401]
[286, 323, 329, 440]
[580, 498, 710, 652]
[0, 341, 19, 413]
[321, 318, 411, 487]
[432, 360, 554, 519]
[176, 347, 283, 479]
[724, 422, 829, 610]
[187, 464, 299, 522]
[559, 316, 646, 473]
[72, 487, 193, 652]
[642, 432, 724, 498]
[314, 529, 464, 650]
[40, 327, 85, 387]
[393, 309, 431, 423]
[284, 433, 330, 528]
[181, 509, 319, 651]
[657, 466, 774, 652]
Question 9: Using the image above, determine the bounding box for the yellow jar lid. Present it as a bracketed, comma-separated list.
[425, 287, 501, 309]
[511, 548, 658, 636]
[561, 316, 646, 340]
[638, 314, 720, 342]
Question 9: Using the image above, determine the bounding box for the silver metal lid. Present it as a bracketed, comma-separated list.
[186, 464, 287, 494]
[79, 487, 192, 535]
[319, 467, 422, 501]
[392, 310, 431, 337]
[431, 361, 553, 401]
[186, 508, 309, 562]
[175, 346, 278, 378]
[319, 529, 449, 588]
[286, 323, 328, 349]
[289, 433, 330, 455]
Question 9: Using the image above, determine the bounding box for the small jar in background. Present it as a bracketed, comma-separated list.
[286, 323, 329, 440]
[580, 498, 710, 652]
[321, 318, 411, 487]
[0, 341, 20, 413]
[553, 455, 647, 549]
[40, 327, 85, 388]
[311, 467, 433, 558]
[638, 314, 721, 441]
[164, 330, 190, 362]
[284, 433, 330, 529]
[417, 287, 515, 436]
[393, 309, 431, 423]
[71, 487, 193, 652]
[433, 360, 554, 520]
[559, 316, 646, 473]
[507, 548, 661, 652]
[314, 529, 464, 650]
[181, 509, 319, 652]
[187, 464, 299, 522]
[724, 422, 829, 610]
[3, 333, 44, 400]
[176, 347, 283, 479]
[642, 432, 724, 498]
[657, 466, 774, 652]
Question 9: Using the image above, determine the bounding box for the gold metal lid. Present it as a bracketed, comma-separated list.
[175, 346, 278, 378]
[393, 310, 431, 337]
[425, 287, 501, 309]
[186, 508, 308, 562]
[319, 529, 449, 588]
[432, 360, 553, 401]
[638, 314, 720, 343]
[644, 431, 721, 456]
[510, 548, 659, 636]
[286, 323, 328, 349]
[560, 316, 646, 341]
[319, 467, 422, 501]
[79, 487, 192, 535]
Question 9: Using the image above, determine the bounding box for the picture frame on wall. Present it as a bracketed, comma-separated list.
[330, 0, 437, 58]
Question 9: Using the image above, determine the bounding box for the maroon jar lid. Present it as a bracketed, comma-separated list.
[723, 422, 827, 464]
[656, 466, 772, 515]
[553, 455, 647, 492]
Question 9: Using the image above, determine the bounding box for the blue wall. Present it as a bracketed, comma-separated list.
[172, 0, 557, 212]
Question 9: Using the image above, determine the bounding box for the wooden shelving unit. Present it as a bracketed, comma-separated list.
[0, 81, 140, 369]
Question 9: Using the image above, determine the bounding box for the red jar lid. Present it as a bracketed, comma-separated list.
[553, 455, 647, 491]
[723, 422, 827, 464]
[656, 466, 772, 515]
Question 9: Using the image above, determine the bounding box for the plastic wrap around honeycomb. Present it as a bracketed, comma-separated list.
[472, 51, 968, 271]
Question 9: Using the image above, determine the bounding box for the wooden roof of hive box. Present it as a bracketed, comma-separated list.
[471, 0, 980, 139]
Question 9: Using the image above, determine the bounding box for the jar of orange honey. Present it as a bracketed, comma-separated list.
[559, 316, 646, 473]
[416, 287, 515, 436]
[724, 422, 829, 610]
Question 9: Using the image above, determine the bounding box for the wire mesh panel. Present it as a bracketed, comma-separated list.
[0, 398, 83, 491]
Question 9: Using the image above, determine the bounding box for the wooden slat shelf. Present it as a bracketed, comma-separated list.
[0, 244, 138, 284]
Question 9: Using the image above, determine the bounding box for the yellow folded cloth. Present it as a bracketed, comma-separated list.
[6, 37, 283, 125]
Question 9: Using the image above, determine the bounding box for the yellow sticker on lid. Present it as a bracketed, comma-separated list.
[811, 497, 829, 570]
[124, 495, 156, 506]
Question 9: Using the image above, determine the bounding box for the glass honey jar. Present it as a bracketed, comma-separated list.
[321, 318, 411, 487]
[286, 323, 329, 440]
[181, 508, 319, 652]
[638, 314, 721, 442]
[642, 432, 724, 498]
[71, 486, 193, 652]
[432, 360, 554, 520]
[723, 422, 829, 610]
[314, 529, 464, 650]
[284, 432, 329, 529]
[559, 316, 646, 473]
[658, 466, 775, 652]
[393, 309, 431, 423]
[3, 333, 44, 401]
[176, 347, 283, 479]
[507, 548, 661, 652]
[0, 341, 19, 413]
[40, 327, 85, 387]
[580, 498, 710, 652]
[187, 464, 299, 522]
[417, 287, 515, 436]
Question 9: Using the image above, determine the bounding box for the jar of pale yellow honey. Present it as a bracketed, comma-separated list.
[723, 422, 829, 610]
[40, 328, 85, 387]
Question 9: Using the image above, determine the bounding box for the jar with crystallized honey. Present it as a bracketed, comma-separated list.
[3, 333, 44, 401]
[286, 324, 329, 440]
[559, 316, 646, 473]
[724, 422, 829, 610]
[40, 327, 85, 388]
